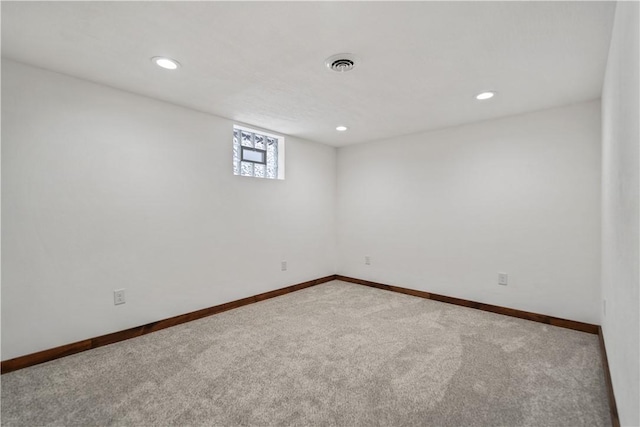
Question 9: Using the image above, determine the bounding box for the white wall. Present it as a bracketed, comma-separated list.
[337, 101, 602, 324]
[601, 2, 640, 425]
[1, 60, 337, 360]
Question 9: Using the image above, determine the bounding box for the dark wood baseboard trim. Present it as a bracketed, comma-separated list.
[1, 275, 337, 374]
[597, 326, 620, 427]
[335, 275, 599, 334]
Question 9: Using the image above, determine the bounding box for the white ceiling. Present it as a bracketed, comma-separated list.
[1, 1, 615, 147]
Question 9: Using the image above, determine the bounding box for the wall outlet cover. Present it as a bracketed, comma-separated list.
[498, 273, 508, 286]
[114, 289, 125, 305]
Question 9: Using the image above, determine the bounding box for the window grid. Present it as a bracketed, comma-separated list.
[233, 128, 279, 179]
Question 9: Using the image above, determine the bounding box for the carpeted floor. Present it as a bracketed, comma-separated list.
[1, 280, 610, 426]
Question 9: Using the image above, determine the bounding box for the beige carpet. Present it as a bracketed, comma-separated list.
[1, 280, 610, 426]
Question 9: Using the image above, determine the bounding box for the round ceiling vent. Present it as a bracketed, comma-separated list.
[325, 53, 357, 73]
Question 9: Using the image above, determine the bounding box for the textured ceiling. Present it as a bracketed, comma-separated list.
[1, 1, 615, 147]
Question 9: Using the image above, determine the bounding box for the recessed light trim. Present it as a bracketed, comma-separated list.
[152, 57, 180, 70]
[336, 126, 348, 132]
[475, 91, 496, 100]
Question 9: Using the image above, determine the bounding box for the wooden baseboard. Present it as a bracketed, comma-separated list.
[1, 275, 337, 374]
[597, 326, 620, 427]
[335, 275, 599, 334]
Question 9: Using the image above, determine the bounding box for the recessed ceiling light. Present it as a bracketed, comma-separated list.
[475, 91, 496, 100]
[336, 126, 348, 132]
[152, 57, 180, 70]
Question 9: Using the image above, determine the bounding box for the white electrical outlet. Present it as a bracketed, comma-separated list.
[114, 289, 126, 305]
[498, 273, 508, 286]
[365, 256, 371, 265]
[281, 261, 287, 271]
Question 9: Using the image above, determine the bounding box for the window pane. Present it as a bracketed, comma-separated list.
[254, 134, 266, 149]
[233, 130, 240, 175]
[266, 138, 278, 179]
[240, 161, 253, 176]
[241, 131, 253, 147]
[242, 148, 265, 164]
[254, 164, 266, 178]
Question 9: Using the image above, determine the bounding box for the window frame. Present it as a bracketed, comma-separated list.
[233, 124, 285, 180]
[240, 146, 267, 165]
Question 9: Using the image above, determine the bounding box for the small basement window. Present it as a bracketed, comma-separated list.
[233, 125, 285, 180]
